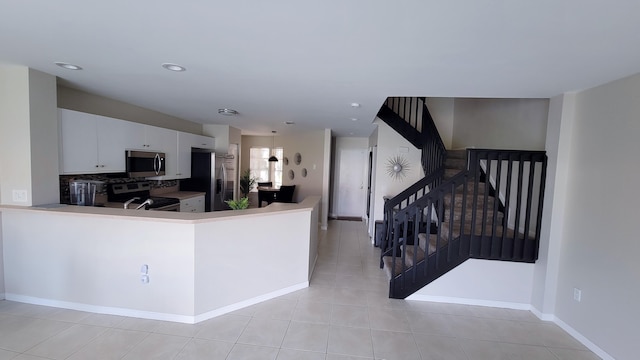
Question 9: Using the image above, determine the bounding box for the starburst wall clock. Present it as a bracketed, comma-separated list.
[385, 155, 410, 180]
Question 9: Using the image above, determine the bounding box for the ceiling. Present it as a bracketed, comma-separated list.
[2, 1, 640, 137]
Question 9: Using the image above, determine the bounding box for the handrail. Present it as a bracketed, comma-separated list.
[378, 97, 446, 175]
[376, 96, 548, 299]
[385, 148, 547, 298]
[379, 97, 447, 253]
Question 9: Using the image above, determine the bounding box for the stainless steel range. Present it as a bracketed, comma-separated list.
[107, 182, 180, 211]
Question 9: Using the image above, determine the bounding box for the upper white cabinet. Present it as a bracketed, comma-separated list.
[59, 108, 215, 179]
[59, 109, 142, 174]
[141, 125, 176, 153]
[176, 132, 215, 179]
[145, 126, 178, 179]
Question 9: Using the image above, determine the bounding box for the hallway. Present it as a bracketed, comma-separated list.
[0, 220, 598, 359]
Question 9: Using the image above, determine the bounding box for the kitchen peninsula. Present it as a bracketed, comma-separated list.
[0, 197, 320, 324]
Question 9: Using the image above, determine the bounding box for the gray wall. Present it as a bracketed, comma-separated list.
[58, 86, 203, 134]
[452, 98, 549, 150]
[550, 73, 640, 360]
[0, 66, 59, 206]
[0, 215, 4, 298]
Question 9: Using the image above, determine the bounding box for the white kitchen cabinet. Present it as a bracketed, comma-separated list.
[59, 109, 213, 180]
[176, 132, 215, 179]
[180, 195, 205, 213]
[142, 125, 176, 153]
[59, 109, 142, 174]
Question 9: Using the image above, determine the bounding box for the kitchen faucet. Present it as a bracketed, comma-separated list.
[135, 198, 154, 210]
[123, 197, 140, 209]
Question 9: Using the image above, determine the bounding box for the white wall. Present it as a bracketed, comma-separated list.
[1, 198, 320, 323]
[2, 210, 196, 318]
[0, 214, 4, 299]
[551, 73, 640, 360]
[408, 260, 535, 307]
[371, 119, 424, 222]
[531, 93, 576, 317]
[426, 97, 454, 149]
[0, 65, 32, 206]
[28, 69, 59, 206]
[194, 207, 315, 315]
[452, 98, 549, 150]
[0, 66, 59, 206]
[58, 86, 203, 134]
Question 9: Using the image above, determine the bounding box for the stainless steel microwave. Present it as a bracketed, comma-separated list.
[126, 150, 166, 177]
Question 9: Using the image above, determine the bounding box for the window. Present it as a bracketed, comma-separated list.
[249, 147, 283, 190]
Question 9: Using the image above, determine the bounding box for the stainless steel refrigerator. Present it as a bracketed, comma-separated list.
[180, 148, 235, 211]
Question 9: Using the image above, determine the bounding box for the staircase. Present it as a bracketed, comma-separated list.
[377, 97, 547, 299]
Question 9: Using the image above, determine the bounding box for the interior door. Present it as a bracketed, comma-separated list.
[335, 148, 367, 218]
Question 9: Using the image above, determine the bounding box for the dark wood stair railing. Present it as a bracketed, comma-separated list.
[382, 148, 547, 299]
[376, 96, 547, 299]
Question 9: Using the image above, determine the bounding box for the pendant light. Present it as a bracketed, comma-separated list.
[268, 130, 278, 162]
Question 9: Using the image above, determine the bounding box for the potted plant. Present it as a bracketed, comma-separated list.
[239, 169, 257, 198]
[225, 197, 250, 210]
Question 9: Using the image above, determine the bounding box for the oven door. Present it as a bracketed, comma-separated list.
[149, 203, 180, 211]
[126, 150, 166, 177]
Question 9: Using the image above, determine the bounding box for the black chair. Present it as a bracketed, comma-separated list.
[274, 185, 296, 203]
[257, 182, 275, 207]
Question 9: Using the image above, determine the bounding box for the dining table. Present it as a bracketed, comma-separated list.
[257, 186, 280, 207]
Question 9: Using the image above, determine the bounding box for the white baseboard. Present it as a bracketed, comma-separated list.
[410, 297, 615, 359]
[193, 282, 308, 323]
[5, 282, 309, 325]
[5, 293, 195, 323]
[406, 294, 531, 311]
[529, 306, 555, 321]
[553, 317, 615, 360]
[309, 254, 318, 281]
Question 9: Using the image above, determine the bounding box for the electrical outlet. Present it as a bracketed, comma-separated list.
[141, 275, 150, 284]
[12, 190, 28, 203]
[573, 288, 582, 302]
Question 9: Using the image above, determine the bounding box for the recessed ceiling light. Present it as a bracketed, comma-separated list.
[218, 108, 239, 116]
[284, 121, 295, 125]
[161, 63, 186, 72]
[350, 118, 358, 121]
[54, 62, 82, 70]
[350, 102, 361, 108]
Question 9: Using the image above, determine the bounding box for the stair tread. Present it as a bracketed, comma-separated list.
[382, 255, 408, 279]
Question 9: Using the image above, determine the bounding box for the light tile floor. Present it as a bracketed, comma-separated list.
[0, 220, 600, 360]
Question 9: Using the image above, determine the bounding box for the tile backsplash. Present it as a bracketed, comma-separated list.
[59, 174, 178, 204]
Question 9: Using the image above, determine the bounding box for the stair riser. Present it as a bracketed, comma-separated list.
[443, 195, 498, 208]
[442, 210, 504, 223]
[440, 223, 510, 239]
[446, 150, 467, 160]
[444, 158, 467, 170]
